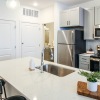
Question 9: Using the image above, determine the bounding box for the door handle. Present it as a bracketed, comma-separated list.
[22, 43, 24, 44]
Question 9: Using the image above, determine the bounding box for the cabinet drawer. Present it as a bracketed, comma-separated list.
[79, 56, 90, 63]
[79, 62, 90, 70]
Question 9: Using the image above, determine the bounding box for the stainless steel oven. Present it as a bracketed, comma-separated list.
[94, 25, 100, 38]
[90, 57, 100, 72]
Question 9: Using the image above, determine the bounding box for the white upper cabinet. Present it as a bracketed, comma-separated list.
[60, 7, 84, 27]
[70, 7, 83, 26]
[84, 7, 94, 40]
[95, 6, 100, 25]
[60, 10, 70, 27]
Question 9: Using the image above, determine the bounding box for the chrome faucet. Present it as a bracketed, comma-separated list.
[41, 48, 45, 73]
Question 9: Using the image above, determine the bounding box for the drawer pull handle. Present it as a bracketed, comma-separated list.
[81, 63, 88, 65]
[88, 64, 90, 70]
[81, 61, 87, 62]
[82, 58, 87, 60]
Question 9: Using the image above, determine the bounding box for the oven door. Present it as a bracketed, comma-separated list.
[94, 25, 100, 38]
[90, 58, 100, 72]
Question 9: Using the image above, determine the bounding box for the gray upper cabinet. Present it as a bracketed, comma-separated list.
[60, 7, 84, 27]
[95, 6, 100, 25]
[84, 7, 94, 40]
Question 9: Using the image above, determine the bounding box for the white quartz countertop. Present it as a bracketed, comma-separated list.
[79, 53, 94, 56]
[0, 57, 98, 100]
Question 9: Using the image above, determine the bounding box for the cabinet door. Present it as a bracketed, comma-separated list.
[70, 8, 79, 26]
[79, 62, 90, 71]
[95, 6, 100, 25]
[60, 11, 70, 27]
[84, 7, 94, 40]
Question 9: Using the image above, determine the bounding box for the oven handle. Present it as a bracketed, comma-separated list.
[90, 58, 100, 62]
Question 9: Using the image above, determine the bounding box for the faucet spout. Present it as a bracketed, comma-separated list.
[41, 48, 45, 73]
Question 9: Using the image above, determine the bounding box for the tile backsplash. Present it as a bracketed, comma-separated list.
[86, 40, 100, 53]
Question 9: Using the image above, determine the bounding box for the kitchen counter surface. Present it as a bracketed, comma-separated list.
[0, 57, 98, 100]
[79, 53, 94, 56]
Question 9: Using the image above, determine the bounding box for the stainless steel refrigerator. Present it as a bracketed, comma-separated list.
[57, 30, 86, 68]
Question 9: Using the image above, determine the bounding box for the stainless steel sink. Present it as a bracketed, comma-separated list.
[36, 64, 75, 77]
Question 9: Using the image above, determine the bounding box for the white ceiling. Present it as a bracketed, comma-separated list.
[20, 0, 93, 9]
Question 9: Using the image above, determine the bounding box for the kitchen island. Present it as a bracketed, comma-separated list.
[0, 57, 97, 100]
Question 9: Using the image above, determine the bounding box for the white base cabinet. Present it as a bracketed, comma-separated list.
[79, 54, 92, 71]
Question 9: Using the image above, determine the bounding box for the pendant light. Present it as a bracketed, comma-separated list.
[6, 0, 20, 9]
[44, 24, 49, 31]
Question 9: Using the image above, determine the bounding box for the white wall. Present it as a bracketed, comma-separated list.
[40, 6, 54, 24]
[46, 23, 54, 46]
[0, 0, 41, 58]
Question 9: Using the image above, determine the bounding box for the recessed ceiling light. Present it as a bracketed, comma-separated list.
[6, 0, 20, 9]
[33, 2, 38, 7]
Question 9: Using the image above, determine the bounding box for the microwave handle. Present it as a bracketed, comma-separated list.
[93, 26, 95, 38]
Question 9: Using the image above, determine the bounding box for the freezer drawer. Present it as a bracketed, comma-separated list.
[57, 44, 73, 66]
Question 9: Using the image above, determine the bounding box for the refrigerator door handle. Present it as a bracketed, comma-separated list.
[72, 45, 75, 67]
[71, 48, 73, 59]
[71, 48, 73, 66]
[71, 32, 73, 44]
[71, 31, 75, 44]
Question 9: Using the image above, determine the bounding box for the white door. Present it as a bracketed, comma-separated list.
[0, 20, 16, 61]
[21, 22, 42, 58]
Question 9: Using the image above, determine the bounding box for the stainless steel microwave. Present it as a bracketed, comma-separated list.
[94, 25, 100, 38]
